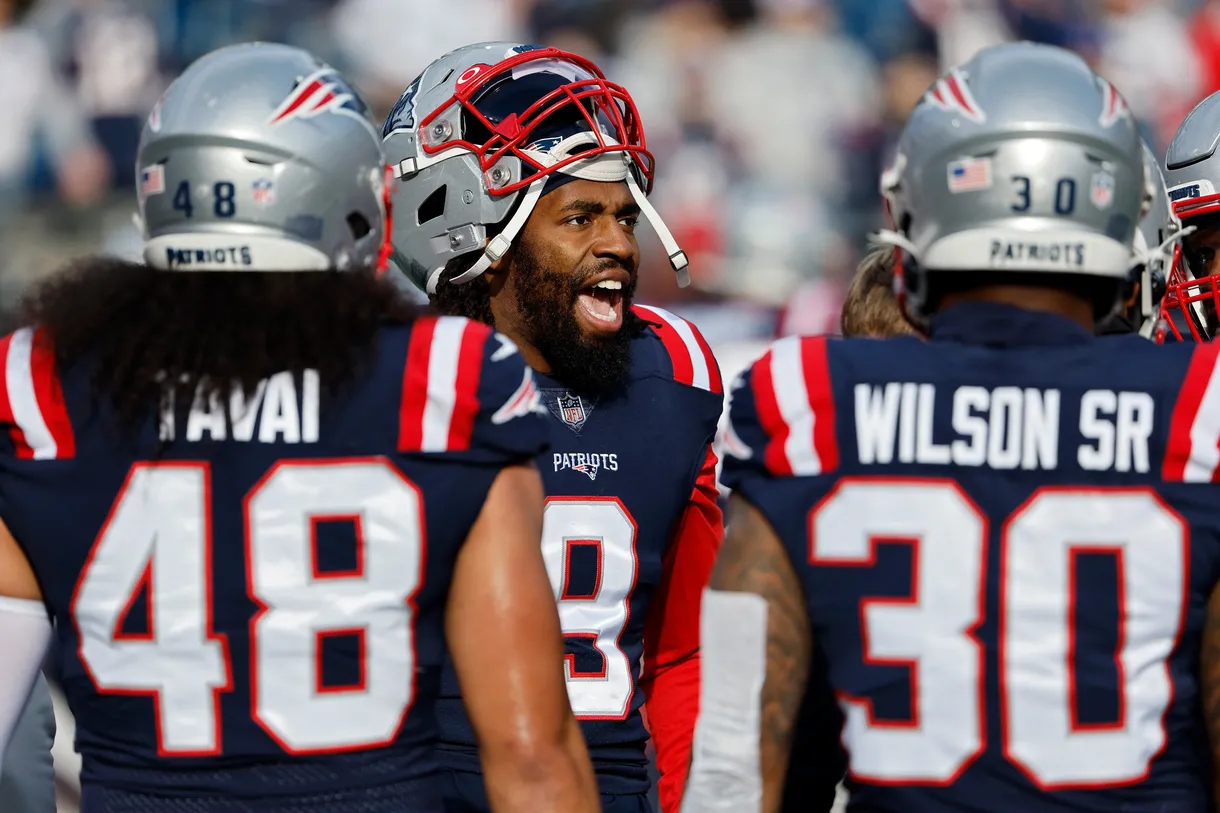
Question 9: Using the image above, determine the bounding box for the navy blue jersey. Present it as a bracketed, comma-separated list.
[721, 303, 1220, 813]
[436, 305, 725, 806]
[0, 315, 548, 811]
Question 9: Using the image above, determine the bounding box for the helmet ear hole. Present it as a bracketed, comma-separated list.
[417, 186, 447, 225]
[347, 213, 371, 240]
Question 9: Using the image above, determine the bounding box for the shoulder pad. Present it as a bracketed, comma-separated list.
[723, 334, 838, 478]
[0, 327, 75, 461]
[632, 305, 722, 394]
[397, 316, 546, 460]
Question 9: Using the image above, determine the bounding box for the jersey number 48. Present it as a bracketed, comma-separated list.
[72, 459, 423, 756]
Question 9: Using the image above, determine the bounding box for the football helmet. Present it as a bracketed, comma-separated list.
[877, 42, 1150, 328]
[1099, 142, 1183, 337]
[1158, 89, 1220, 341]
[136, 42, 390, 273]
[382, 42, 687, 294]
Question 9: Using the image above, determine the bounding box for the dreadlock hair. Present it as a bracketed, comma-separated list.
[428, 253, 496, 325]
[20, 256, 423, 433]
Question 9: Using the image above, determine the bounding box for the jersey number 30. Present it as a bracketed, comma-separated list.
[815, 480, 1186, 789]
[72, 460, 423, 756]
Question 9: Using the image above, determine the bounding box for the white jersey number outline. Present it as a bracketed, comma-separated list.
[541, 497, 639, 720]
[73, 459, 425, 755]
[811, 479, 1186, 789]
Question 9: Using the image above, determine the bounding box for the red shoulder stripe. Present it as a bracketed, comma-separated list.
[0, 327, 75, 460]
[633, 305, 722, 394]
[1163, 340, 1220, 482]
[399, 316, 491, 453]
[750, 336, 837, 476]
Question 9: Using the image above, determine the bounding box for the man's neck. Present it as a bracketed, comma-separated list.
[936, 285, 1094, 331]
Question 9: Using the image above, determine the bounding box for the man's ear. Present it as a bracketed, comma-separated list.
[485, 245, 513, 295]
[489, 247, 512, 274]
[1125, 280, 1141, 311]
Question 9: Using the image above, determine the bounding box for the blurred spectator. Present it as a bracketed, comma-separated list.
[704, 0, 881, 197]
[1097, 0, 1200, 150]
[62, 0, 164, 189]
[0, 0, 109, 218]
[329, 0, 524, 112]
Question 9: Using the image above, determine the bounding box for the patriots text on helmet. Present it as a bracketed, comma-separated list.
[989, 240, 1086, 268]
[165, 246, 253, 268]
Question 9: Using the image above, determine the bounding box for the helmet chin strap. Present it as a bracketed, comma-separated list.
[625, 167, 689, 287]
[870, 228, 920, 259]
[434, 133, 689, 292]
[435, 177, 548, 292]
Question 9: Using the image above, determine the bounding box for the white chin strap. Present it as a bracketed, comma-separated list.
[1136, 222, 1196, 338]
[437, 132, 689, 293]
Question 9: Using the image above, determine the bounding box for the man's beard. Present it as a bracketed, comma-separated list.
[511, 240, 638, 398]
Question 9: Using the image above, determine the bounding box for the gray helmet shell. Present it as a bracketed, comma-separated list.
[137, 42, 388, 273]
[1131, 141, 1181, 335]
[383, 42, 686, 294]
[1158, 89, 1220, 340]
[878, 42, 1150, 325]
[1165, 88, 1220, 217]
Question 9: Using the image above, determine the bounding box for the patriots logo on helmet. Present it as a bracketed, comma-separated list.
[383, 76, 421, 137]
[507, 44, 547, 57]
[268, 68, 371, 130]
[923, 69, 987, 124]
[1098, 79, 1132, 128]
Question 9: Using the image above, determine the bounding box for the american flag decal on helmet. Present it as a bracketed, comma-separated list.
[268, 68, 371, 130]
[1098, 79, 1131, 128]
[924, 69, 986, 124]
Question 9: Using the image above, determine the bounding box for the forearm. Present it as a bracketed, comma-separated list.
[643, 651, 700, 813]
[480, 716, 599, 813]
[683, 495, 811, 813]
[0, 597, 53, 777]
[1201, 585, 1220, 806]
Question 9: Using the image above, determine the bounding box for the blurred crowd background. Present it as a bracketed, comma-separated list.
[3, 0, 1216, 360]
[2, 0, 1212, 806]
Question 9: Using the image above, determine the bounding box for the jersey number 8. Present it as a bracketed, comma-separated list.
[72, 459, 423, 756]
[542, 497, 639, 720]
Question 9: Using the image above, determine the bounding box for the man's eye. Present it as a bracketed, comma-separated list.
[1190, 247, 1217, 274]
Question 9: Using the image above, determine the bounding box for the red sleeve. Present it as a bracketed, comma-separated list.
[640, 444, 723, 813]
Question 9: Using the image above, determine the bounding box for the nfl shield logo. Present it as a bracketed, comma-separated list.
[252, 179, 275, 204]
[557, 394, 587, 430]
[1090, 171, 1115, 210]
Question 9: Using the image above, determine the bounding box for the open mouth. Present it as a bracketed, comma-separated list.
[576, 278, 624, 331]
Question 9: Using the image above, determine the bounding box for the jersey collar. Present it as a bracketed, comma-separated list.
[928, 302, 1095, 347]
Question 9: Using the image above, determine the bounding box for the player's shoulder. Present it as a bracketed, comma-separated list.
[385, 315, 547, 459]
[0, 325, 76, 461]
[723, 334, 840, 477]
[630, 304, 723, 395]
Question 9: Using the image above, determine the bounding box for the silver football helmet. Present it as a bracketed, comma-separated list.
[1126, 142, 1185, 337]
[382, 42, 687, 294]
[877, 42, 1151, 327]
[1160, 89, 1220, 341]
[136, 42, 390, 273]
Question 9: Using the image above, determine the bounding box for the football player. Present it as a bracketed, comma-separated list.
[1157, 89, 1220, 342]
[686, 42, 1220, 812]
[1097, 142, 1183, 337]
[384, 42, 724, 813]
[0, 42, 599, 813]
